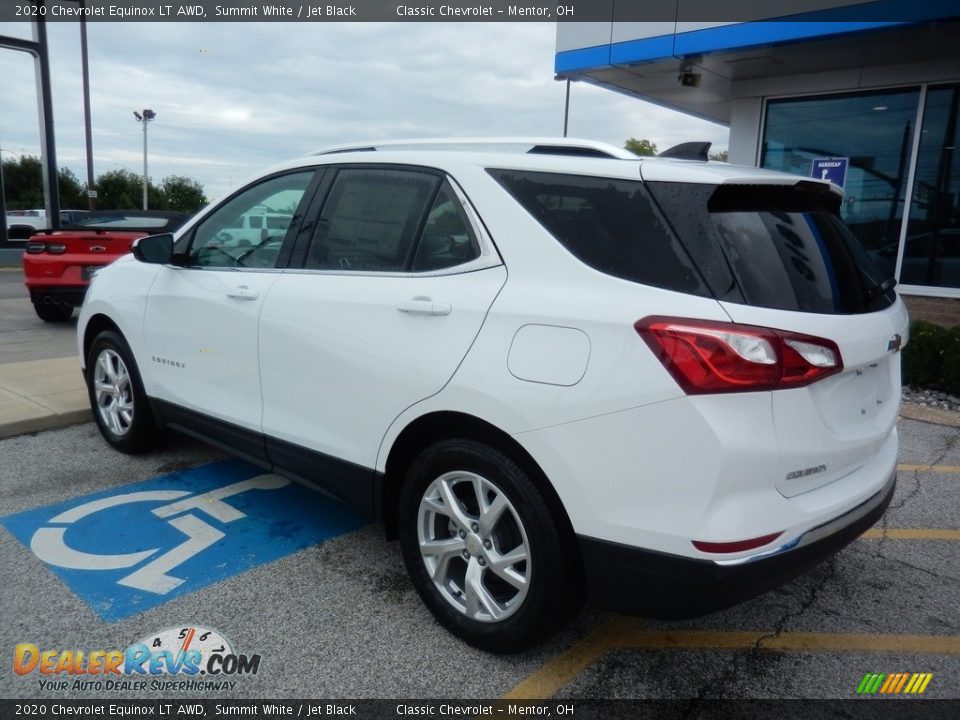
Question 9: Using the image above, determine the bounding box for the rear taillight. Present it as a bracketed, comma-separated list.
[24, 242, 46, 254]
[45, 243, 67, 254]
[635, 316, 842, 394]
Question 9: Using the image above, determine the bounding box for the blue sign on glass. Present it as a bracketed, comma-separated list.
[811, 157, 849, 188]
[0, 459, 367, 621]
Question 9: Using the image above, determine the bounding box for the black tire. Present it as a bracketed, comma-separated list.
[85, 330, 159, 454]
[398, 439, 581, 653]
[34, 302, 74, 323]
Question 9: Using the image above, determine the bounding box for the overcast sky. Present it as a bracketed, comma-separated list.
[0, 21, 729, 204]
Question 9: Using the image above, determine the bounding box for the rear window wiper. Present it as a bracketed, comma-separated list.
[866, 276, 897, 300]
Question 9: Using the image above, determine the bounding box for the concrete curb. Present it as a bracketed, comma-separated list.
[0, 408, 92, 440]
[899, 401, 960, 428]
[0, 356, 90, 441]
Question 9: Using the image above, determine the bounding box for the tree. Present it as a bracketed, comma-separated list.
[58, 167, 86, 209]
[624, 138, 658, 156]
[0, 154, 87, 210]
[94, 169, 163, 210]
[161, 175, 206, 213]
[1, 157, 208, 213]
[709, 150, 729, 162]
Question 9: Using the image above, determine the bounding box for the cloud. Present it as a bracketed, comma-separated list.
[0, 21, 728, 202]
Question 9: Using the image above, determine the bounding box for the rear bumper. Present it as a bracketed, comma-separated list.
[23, 253, 109, 298]
[29, 286, 88, 307]
[578, 469, 896, 618]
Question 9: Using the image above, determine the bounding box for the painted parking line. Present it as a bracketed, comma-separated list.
[502, 616, 639, 700]
[504, 519, 960, 700]
[897, 464, 960, 473]
[862, 528, 960, 540]
[0, 458, 367, 621]
[502, 618, 960, 699]
[610, 628, 960, 654]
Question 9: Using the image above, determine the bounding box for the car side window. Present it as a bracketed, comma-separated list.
[188, 171, 314, 269]
[411, 182, 481, 272]
[305, 169, 439, 272]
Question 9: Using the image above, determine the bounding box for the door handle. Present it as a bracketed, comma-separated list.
[226, 285, 259, 300]
[397, 297, 451, 316]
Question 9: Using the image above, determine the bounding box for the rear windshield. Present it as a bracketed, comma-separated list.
[66, 212, 187, 233]
[646, 182, 896, 314]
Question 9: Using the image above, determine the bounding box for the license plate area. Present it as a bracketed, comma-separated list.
[811, 359, 893, 433]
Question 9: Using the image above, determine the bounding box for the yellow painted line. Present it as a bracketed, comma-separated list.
[502, 620, 960, 700]
[501, 616, 637, 700]
[861, 528, 960, 540]
[897, 464, 960, 473]
[610, 628, 960, 654]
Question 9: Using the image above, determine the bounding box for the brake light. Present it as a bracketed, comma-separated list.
[25, 242, 46, 254]
[635, 316, 842, 394]
[45, 243, 67, 254]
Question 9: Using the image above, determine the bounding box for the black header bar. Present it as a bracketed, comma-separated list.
[1, 0, 956, 23]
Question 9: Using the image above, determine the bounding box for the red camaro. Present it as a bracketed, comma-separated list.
[22, 210, 188, 322]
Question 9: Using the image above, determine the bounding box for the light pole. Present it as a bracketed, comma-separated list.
[133, 109, 155, 210]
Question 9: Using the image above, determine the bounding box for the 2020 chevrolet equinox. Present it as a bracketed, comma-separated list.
[79, 138, 907, 652]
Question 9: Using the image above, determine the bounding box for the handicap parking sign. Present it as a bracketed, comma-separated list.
[811, 157, 849, 188]
[1, 459, 367, 621]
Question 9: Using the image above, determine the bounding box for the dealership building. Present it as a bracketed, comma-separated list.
[556, 4, 960, 323]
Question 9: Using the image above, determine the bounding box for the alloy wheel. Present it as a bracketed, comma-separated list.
[93, 348, 134, 437]
[416, 470, 531, 622]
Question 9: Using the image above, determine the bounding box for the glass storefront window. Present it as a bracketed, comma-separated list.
[761, 89, 920, 281]
[901, 84, 960, 289]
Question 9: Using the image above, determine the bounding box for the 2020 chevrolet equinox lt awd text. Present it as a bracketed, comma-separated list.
[78, 138, 907, 652]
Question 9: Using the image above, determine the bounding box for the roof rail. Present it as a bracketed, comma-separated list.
[658, 141, 712, 162]
[311, 137, 638, 160]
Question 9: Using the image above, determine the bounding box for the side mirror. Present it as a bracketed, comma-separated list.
[131, 233, 174, 264]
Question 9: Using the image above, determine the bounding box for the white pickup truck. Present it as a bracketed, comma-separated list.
[5, 209, 90, 240]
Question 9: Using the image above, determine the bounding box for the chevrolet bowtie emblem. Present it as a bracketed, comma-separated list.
[90, 245, 106, 253]
[887, 333, 903, 353]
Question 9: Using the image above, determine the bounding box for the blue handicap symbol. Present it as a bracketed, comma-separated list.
[810, 157, 848, 188]
[0, 458, 367, 622]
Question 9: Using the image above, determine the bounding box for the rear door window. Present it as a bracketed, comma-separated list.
[411, 182, 481, 272]
[305, 169, 439, 272]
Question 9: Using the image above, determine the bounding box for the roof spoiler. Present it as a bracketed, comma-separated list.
[658, 142, 712, 162]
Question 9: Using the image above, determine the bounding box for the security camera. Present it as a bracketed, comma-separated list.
[679, 70, 701, 88]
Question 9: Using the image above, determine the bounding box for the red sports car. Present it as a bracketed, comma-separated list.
[22, 210, 188, 322]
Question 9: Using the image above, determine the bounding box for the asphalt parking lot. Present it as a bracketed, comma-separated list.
[1, 418, 958, 701]
[0, 268, 78, 364]
[0, 266, 958, 703]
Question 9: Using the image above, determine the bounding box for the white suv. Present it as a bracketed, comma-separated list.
[78, 138, 907, 652]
